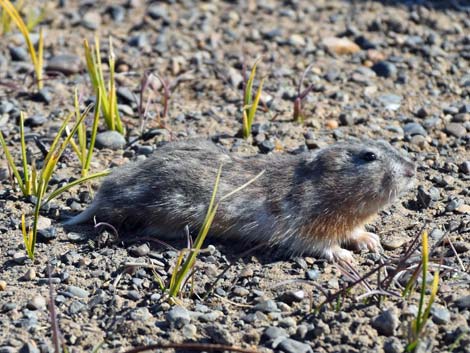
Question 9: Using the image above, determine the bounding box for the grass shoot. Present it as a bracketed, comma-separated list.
[68, 87, 102, 177]
[405, 230, 440, 352]
[84, 35, 124, 134]
[293, 63, 315, 123]
[0, 0, 44, 90]
[167, 166, 265, 301]
[242, 57, 264, 139]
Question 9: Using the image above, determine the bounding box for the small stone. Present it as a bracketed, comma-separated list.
[279, 290, 305, 304]
[25, 114, 47, 127]
[68, 301, 86, 315]
[37, 227, 57, 243]
[262, 326, 288, 342]
[306, 269, 320, 280]
[19, 342, 40, 353]
[82, 11, 101, 30]
[339, 112, 356, 126]
[147, 5, 168, 19]
[372, 308, 398, 336]
[116, 87, 135, 105]
[278, 338, 313, 353]
[0, 280, 6, 290]
[65, 285, 89, 299]
[95, 131, 126, 150]
[430, 305, 451, 324]
[233, 286, 250, 297]
[21, 268, 36, 281]
[446, 199, 463, 212]
[129, 243, 150, 257]
[445, 123, 466, 138]
[325, 119, 338, 129]
[182, 323, 197, 338]
[455, 204, 470, 214]
[429, 228, 444, 240]
[33, 89, 52, 104]
[288, 34, 306, 46]
[46, 54, 82, 75]
[322, 37, 361, 55]
[384, 337, 403, 353]
[404, 122, 427, 137]
[27, 295, 46, 310]
[166, 306, 191, 329]
[227, 67, 243, 88]
[455, 296, 470, 310]
[108, 5, 125, 22]
[382, 238, 406, 250]
[371, 61, 397, 78]
[377, 94, 402, 111]
[459, 161, 470, 175]
[67, 232, 87, 243]
[259, 140, 275, 154]
[9, 46, 28, 61]
[254, 299, 279, 313]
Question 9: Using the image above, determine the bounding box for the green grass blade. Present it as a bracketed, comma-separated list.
[247, 77, 264, 133]
[0, 129, 26, 194]
[44, 170, 110, 204]
[244, 57, 261, 108]
[416, 230, 429, 332]
[84, 88, 102, 175]
[19, 112, 29, 194]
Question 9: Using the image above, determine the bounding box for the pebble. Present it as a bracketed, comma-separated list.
[36, 227, 57, 243]
[26, 295, 46, 311]
[254, 299, 279, 313]
[322, 37, 360, 55]
[33, 89, 52, 104]
[445, 123, 466, 138]
[372, 309, 398, 336]
[129, 243, 150, 257]
[262, 326, 288, 342]
[377, 94, 402, 111]
[25, 114, 47, 127]
[384, 337, 404, 353]
[65, 285, 89, 299]
[258, 140, 275, 153]
[430, 305, 451, 324]
[147, 5, 168, 20]
[95, 131, 126, 150]
[166, 306, 191, 329]
[0, 280, 6, 291]
[108, 5, 125, 22]
[233, 286, 250, 297]
[46, 54, 82, 75]
[9, 46, 28, 61]
[21, 268, 36, 281]
[459, 161, 470, 175]
[455, 204, 470, 214]
[19, 342, 40, 353]
[182, 323, 197, 338]
[306, 269, 320, 280]
[279, 290, 305, 304]
[278, 338, 313, 353]
[371, 61, 397, 78]
[82, 11, 101, 30]
[381, 238, 406, 250]
[68, 301, 86, 315]
[67, 232, 87, 243]
[455, 295, 470, 310]
[404, 122, 427, 137]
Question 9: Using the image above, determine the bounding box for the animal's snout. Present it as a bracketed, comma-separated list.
[404, 163, 416, 178]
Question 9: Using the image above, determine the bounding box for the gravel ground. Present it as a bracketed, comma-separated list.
[1, 1, 469, 352]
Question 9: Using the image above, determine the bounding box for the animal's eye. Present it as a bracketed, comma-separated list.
[362, 151, 377, 162]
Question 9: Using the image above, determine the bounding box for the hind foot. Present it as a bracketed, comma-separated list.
[322, 245, 355, 263]
[348, 229, 383, 253]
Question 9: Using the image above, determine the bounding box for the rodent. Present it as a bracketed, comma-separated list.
[65, 138, 416, 262]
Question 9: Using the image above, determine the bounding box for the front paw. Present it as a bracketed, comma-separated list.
[322, 245, 355, 264]
[349, 230, 383, 253]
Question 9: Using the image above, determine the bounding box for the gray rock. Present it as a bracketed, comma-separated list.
[128, 34, 149, 48]
[108, 5, 125, 22]
[65, 285, 89, 299]
[33, 89, 52, 104]
[82, 11, 101, 30]
[26, 295, 46, 311]
[67, 232, 87, 243]
[377, 94, 402, 111]
[429, 228, 444, 240]
[37, 227, 57, 243]
[278, 290, 305, 304]
[384, 337, 404, 353]
[445, 123, 466, 138]
[262, 326, 288, 342]
[259, 140, 275, 153]
[147, 5, 168, 20]
[166, 306, 191, 329]
[278, 338, 313, 353]
[25, 114, 46, 127]
[372, 309, 398, 336]
[129, 244, 150, 257]
[0, 101, 14, 114]
[371, 61, 397, 78]
[430, 305, 451, 324]
[446, 199, 463, 212]
[455, 295, 470, 310]
[19, 342, 39, 353]
[68, 301, 86, 315]
[46, 54, 82, 75]
[95, 131, 126, 150]
[404, 122, 427, 137]
[0, 346, 16, 353]
[182, 323, 197, 338]
[306, 269, 320, 280]
[254, 299, 279, 313]
[460, 161, 470, 175]
[9, 46, 28, 61]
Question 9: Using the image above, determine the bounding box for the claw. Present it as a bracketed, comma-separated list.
[349, 230, 383, 253]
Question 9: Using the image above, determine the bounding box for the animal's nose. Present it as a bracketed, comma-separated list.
[404, 163, 416, 178]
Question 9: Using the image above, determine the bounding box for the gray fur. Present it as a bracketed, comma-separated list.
[65, 138, 416, 260]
